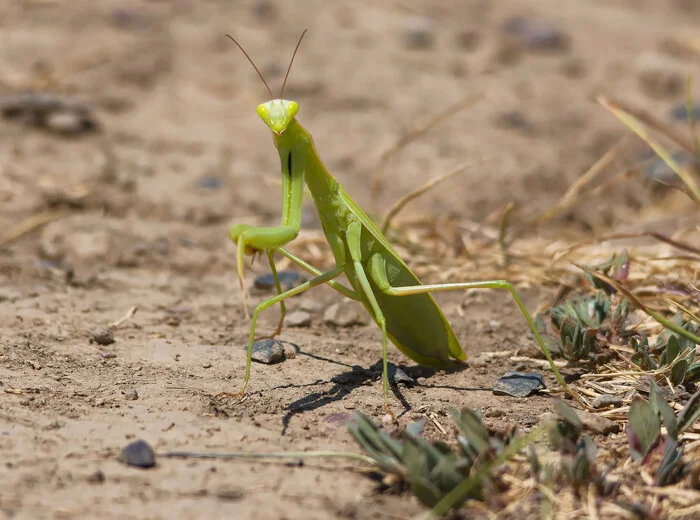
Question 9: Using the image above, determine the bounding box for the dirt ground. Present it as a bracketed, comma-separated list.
[1, 1, 699, 519]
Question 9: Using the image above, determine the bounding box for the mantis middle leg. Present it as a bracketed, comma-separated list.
[367, 253, 587, 408]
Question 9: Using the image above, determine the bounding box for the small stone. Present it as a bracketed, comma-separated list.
[492, 371, 545, 397]
[668, 102, 700, 121]
[484, 409, 505, 418]
[217, 485, 246, 501]
[644, 151, 694, 184]
[636, 52, 686, 99]
[89, 327, 115, 346]
[299, 298, 324, 312]
[590, 394, 623, 409]
[455, 29, 481, 51]
[501, 17, 570, 52]
[401, 18, 435, 50]
[254, 271, 307, 292]
[123, 388, 138, 401]
[577, 410, 620, 435]
[286, 310, 311, 327]
[282, 343, 297, 359]
[370, 361, 415, 386]
[64, 231, 111, 263]
[46, 111, 84, 135]
[118, 440, 156, 468]
[197, 175, 222, 190]
[202, 362, 213, 369]
[323, 302, 368, 327]
[245, 339, 286, 364]
[86, 469, 105, 483]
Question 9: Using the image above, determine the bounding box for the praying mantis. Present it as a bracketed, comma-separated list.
[225, 31, 584, 413]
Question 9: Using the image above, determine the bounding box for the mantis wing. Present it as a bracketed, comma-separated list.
[340, 190, 466, 368]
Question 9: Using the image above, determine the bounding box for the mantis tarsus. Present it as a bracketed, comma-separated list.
[225, 30, 585, 413]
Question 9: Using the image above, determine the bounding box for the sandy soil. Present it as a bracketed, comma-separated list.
[1, 1, 699, 518]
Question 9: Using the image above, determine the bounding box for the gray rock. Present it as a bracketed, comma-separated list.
[577, 410, 620, 435]
[591, 394, 623, 409]
[401, 18, 435, 50]
[254, 271, 307, 292]
[89, 327, 115, 346]
[323, 302, 368, 327]
[370, 361, 415, 386]
[492, 371, 545, 397]
[123, 388, 138, 401]
[245, 339, 285, 364]
[118, 440, 156, 468]
[286, 310, 311, 327]
[501, 16, 570, 52]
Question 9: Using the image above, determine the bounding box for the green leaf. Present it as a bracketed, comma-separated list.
[670, 359, 687, 386]
[650, 382, 678, 440]
[554, 400, 583, 429]
[628, 400, 661, 460]
[677, 390, 700, 434]
[664, 335, 681, 365]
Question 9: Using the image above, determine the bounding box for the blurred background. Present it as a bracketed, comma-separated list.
[2, 0, 699, 264]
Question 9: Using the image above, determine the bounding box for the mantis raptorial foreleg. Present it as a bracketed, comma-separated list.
[229, 224, 299, 317]
[367, 253, 586, 408]
[228, 265, 346, 397]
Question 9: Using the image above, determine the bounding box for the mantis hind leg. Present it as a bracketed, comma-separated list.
[218, 265, 346, 400]
[351, 260, 393, 420]
[368, 254, 587, 409]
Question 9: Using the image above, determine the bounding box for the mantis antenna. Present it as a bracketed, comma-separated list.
[225, 34, 273, 98]
[280, 29, 308, 99]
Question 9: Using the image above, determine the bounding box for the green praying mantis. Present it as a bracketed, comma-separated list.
[225, 31, 585, 413]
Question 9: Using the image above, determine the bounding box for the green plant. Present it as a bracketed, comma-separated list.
[348, 409, 512, 509]
[627, 382, 700, 485]
[630, 314, 700, 385]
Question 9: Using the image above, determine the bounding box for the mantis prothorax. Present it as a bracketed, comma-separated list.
[225, 31, 586, 413]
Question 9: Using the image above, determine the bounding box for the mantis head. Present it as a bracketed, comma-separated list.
[257, 99, 299, 135]
[226, 30, 307, 135]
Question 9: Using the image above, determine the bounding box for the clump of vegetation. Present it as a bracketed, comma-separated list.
[350, 387, 700, 515]
[630, 315, 700, 385]
[348, 409, 515, 508]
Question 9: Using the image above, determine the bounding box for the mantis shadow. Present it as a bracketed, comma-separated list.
[277, 346, 476, 435]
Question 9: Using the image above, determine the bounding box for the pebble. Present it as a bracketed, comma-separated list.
[123, 388, 138, 401]
[484, 409, 505, 418]
[455, 29, 481, 51]
[282, 343, 298, 359]
[370, 361, 415, 386]
[197, 175, 222, 190]
[401, 18, 435, 50]
[89, 327, 115, 346]
[46, 111, 93, 135]
[668, 102, 700, 121]
[216, 485, 246, 501]
[501, 16, 570, 52]
[86, 469, 105, 483]
[636, 52, 686, 99]
[299, 298, 324, 312]
[591, 394, 623, 409]
[286, 310, 311, 327]
[577, 410, 620, 435]
[117, 440, 156, 468]
[323, 302, 368, 327]
[644, 151, 694, 184]
[254, 271, 307, 292]
[492, 371, 545, 397]
[245, 339, 286, 364]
